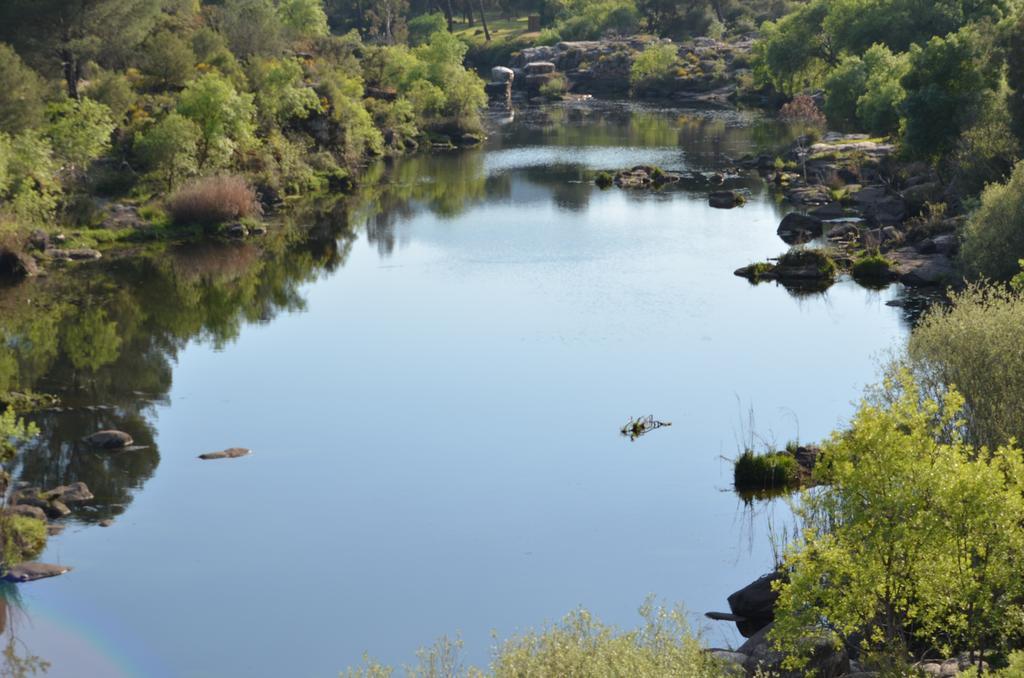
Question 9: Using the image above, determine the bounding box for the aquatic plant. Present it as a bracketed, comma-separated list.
[620, 415, 671, 441]
[851, 252, 894, 285]
[733, 449, 800, 493]
[594, 171, 614, 189]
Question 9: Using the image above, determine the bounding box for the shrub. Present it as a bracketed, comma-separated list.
[166, 175, 261, 227]
[908, 284, 1024, 448]
[780, 94, 827, 127]
[594, 171, 614, 188]
[630, 43, 679, 92]
[539, 74, 568, 100]
[961, 159, 1024, 280]
[778, 247, 837, 278]
[344, 599, 727, 677]
[407, 12, 447, 46]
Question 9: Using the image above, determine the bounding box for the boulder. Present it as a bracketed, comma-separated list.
[888, 248, 957, 287]
[825, 222, 860, 240]
[739, 622, 849, 677]
[728, 572, 782, 627]
[491, 66, 515, 83]
[853, 185, 907, 225]
[808, 202, 846, 220]
[47, 500, 71, 519]
[44, 481, 94, 504]
[198, 447, 252, 460]
[3, 563, 72, 583]
[524, 61, 556, 75]
[709, 649, 748, 670]
[709, 190, 745, 209]
[6, 505, 47, 522]
[777, 212, 822, 244]
[84, 430, 134, 449]
[0, 248, 39, 279]
[786, 185, 832, 205]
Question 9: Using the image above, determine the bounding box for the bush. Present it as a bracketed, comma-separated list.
[343, 599, 727, 677]
[961, 159, 1024, 280]
[407, 12, 447, 46]
[539, 74, 568, 100]
[630, 43, 679, 92]
[166, 175, 261, 227]
[594, 171, 614, 188]
[908, 284, 1024, 448]
[778, 247, 837, 278]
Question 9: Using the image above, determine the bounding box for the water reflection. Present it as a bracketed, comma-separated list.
[0, 585, 48, 678]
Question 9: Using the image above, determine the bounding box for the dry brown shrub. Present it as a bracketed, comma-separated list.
[166, 175, 262, 227]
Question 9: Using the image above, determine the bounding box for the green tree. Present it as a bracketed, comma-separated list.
[0, 131, 60, 223]
[900, 30, 992, 159]
[218, 0, 284, 58]
[85, 71, 136, 123]
[134, 112, 201, 190]
[46, 99, 116, 174]
[277, 0, 331, 42]
[176, 72, 257, 168]
[856, 44, 908, 134]
[248, 57, 322, 127]
[0, 44, 45, 134]
[0, 0, 160, 99]
[772, 371, 1024, 670]
[756, 1, 836, 94]
[141, 30, 196, 90]
[1008, 11, 1024, 143]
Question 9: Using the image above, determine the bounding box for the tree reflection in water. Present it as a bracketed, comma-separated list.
[0, 584, 48, 678]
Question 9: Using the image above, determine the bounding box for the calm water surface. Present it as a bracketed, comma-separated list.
[0, 102, 909, 676]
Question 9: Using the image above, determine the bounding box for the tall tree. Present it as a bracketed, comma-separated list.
[0, 0, 160, 99]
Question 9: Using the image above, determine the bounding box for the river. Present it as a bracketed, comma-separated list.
[0, 101, 909, 677]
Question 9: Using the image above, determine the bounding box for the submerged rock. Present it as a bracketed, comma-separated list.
[84, 430, 134, 449]
[198, 447, 252, 460]
[709, 190, 745, 209]
[3, 563, 72, 583]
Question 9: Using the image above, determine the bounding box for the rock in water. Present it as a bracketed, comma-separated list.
[709, 190, 745, 209]
[84, 430, 134, 449]
[198, 447, 252, 461]
[3, 563, 72, 583]
[6, 505, 47, 521]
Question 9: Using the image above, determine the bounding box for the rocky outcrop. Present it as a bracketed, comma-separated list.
[777, 212, 822, 244]
[508, 36, 752, 98]
[0, 247, 39, 280]
[709, 190, 746, 209]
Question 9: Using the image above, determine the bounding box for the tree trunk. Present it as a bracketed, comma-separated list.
[60, 49, 80, 100]
[444, 0, 455, 30]
[477, 0, 491, 41]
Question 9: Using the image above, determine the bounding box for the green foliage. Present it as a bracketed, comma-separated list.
[46, 99, 116, 173]
[0, 130, 60, 223]
[1009, 12, 1024, 144]
[176, 72, 257, 168]
[320, 68, 384, 166]
[630, 43, 679, 91]
[772, 370, 1024, 668]
[277, 0, 330, 42]
[249, 57, 322, 127]
[539, 73, 568, 99]
[85, 71, 136, 122]
[855, 44, 909, 134]
[134, 112, 202, 189]
[0, 516, 47, 568]
[0, 406, 37, 458]
[554, 0, 640, 40]
[900, 30, 993, 160]
[141, 30, 196, 90]
[345, 600, 727, 677]
[733, 449, 799, 492]
[0, 43, 45, 134]
[755, 1, 833, 95]
[594, 171, 613, 188]
[960, 159, 1024, 280]
[218, 0, 283, 57]
[952, 82, 1022, 195]
[908, 284, 1024, 448]
[407, 12, 447, 46]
